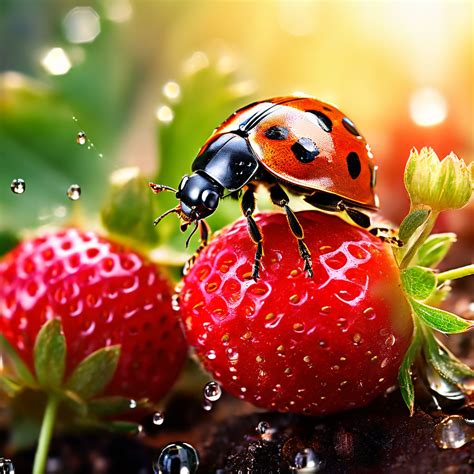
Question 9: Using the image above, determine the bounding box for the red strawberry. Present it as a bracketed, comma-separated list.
[178, 211, 413, 415]
[0, 228, 187, 403]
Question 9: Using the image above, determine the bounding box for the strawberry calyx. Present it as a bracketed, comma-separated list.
[0, 318, 151, 473]
[395, 147, 474, 415]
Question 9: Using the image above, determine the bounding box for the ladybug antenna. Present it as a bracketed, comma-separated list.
[149, 182, 177, 194]
[153, 206, 180, 226]
[185, 221, 199, 248]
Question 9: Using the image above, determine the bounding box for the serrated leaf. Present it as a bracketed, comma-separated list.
[65, 345, 120, 400]
[0, 335, 36, 387]
[401, 266, 436, 300]
[423, 328, 474, 386]
[398, 209, 430, 243]
[88, 396, 132, 417]
[34, 318, 66, 389]
[414, 233, 456, 268]
[398, 327, 422, 415]
[410, 299, 473, 334]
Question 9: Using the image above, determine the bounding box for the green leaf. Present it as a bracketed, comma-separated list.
[65, 345, 121, 400]
[414, 233, 456, 268]
[101, 168, 160, 248]
[0, 335, 36, 387]
[410, 299, 473, 334]
[0, 375, 23, 397]
[108, 421, 141, 434]
[88, 396, 132, 417]
[401, 266, 436, 300]
[398, 327, 422, 415]
[423, 328, 474, 386]
[0, 229, 20, 256]
[398, 209, 430, 243]
[34, 319, 66, 389]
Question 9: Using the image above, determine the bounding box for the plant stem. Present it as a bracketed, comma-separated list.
[400, 211, 439, 269]
[33, 393, 59, 474]
[437, 264, 474, 283]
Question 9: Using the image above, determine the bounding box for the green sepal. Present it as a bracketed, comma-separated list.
[398, 325, 422, 416]
[425, 283, 451, 307]
[108, 421, 141, 434]
[88, 396, 132, 417]
[34, 319, 66, 389]
[398, 209, 430, 244]
[0, 335, 36, 387]
[0, 374, 23, 397]
[402, 266, 436, 300]
[414, 233, 456, 268]
[101, 168, 160, 248]
[65, 345, 121, 400]
[410, 299, 473, 334]
[423, 328, 474, 387]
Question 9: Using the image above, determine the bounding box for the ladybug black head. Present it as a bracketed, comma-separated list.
[176, 172, 222, 222]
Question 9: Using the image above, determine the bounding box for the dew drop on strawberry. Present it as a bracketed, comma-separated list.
[433, 415, 474, 449]
[10, 178, 26, 194]
[76, 131, 87, 145]
[202, 399, 213, 411]
[153, 412, 165, 426]
[256, 420, 270, 435]
[66, 184, 81, 200]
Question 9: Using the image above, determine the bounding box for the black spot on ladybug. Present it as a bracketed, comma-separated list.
[342, 117, 360, 137]
[265, 125, 289, 140]
[307, 110, 333, 132]
[291, 138, 320, 163]
[346, 152, 361, 179]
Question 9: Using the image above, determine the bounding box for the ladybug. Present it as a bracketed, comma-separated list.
[150, 96, 380, 279]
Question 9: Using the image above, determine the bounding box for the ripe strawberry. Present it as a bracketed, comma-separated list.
[0, 228, 187, 403]
[178, 211, 413, 415]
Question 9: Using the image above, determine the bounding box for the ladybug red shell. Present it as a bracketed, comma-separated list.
[204, 96, 378, 209]
[151, 96, 382, 280]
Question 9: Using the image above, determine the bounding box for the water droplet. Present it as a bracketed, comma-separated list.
[352, 333, 362, 344]
[202, 399, 213, 411]
[203, 381, 222, 402]
[153, 412, 164, 426]
[0, 458, 15, 474]
[11, 178, 26, 194]
[291, 447, 321, 472]
[256, 421, 270, 434]
[129, 399, 137, 409]
[433, 415, 474, 449]
[153, 442, 199, 474]
[76, 131, 87, 145]
[206, 350, 216, 360]
[385, 334, 396, 347]
[67, 184, 81, 201]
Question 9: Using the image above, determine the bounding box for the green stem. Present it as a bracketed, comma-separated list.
[437, 264, 474, 283]
[33, 393, 59, 474]
[400, 211, 439, 269]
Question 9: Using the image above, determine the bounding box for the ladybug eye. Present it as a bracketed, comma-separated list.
[264, 126, 289, 140]
[201, 189, 219, 210]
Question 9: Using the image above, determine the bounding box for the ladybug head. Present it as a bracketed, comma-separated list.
[176, 173, 222, 223]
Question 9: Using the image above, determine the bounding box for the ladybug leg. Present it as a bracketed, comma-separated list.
[241, 186, 264, 280]
[269, 184, 313, 278]
[184, 220, 212, 274]
[369, 227, 404, 247]
[336, 201, 371, 229]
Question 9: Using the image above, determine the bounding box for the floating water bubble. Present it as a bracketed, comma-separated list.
[203, 381, 222, 402]
[129, 399, 137, 409]
[291, 448, 321, 473]
[153, 442, 199, 474]
[11, 178, 26, 194]
[256, 421, 270, 435]
[153, 412, 165, 426]
[202, 399, 212, 411]
[433, 415, 474, 449]
[76, 131, 87, 145]
[67, 184, 81, 201]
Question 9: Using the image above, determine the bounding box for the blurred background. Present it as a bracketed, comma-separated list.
[1, 0, 473, 245]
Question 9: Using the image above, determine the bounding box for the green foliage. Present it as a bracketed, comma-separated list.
[398, 209, 430, 244]
[0, 335, 36, 388]
[34, 319, 66, 389]
[401, 266, 436, 300]
[409, 299, 473, 334]
[87, 396, 133, 417]
[65, 345, 121, 399]
[154, 60, 254, 250]
[414, 233, 456, 268]
[0, 229, 20, 256]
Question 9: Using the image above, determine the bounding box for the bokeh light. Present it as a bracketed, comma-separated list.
[63, 7, 101, 44]
[41, 48, 71, 75]
[409, 87, 448, 127]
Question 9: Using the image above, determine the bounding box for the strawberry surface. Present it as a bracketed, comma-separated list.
[178, 211, 413, 415]
[0, 228, 187, 402]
